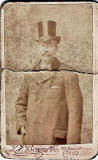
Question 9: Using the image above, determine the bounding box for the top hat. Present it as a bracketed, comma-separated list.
[36, 20, 61, 43]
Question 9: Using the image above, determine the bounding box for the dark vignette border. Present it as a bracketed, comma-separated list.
[0, 0, 98, 10]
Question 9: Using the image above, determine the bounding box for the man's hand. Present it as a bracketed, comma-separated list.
[21, 126, 26, 135]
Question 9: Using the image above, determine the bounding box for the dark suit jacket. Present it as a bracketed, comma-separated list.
[15, 71, 83, 145]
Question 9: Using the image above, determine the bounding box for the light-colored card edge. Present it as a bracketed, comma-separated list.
[1, 2, 98, 159]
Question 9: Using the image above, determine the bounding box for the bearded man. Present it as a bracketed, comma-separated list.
[16, 20, 83, 145]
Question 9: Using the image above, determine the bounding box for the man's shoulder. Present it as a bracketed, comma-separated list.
[56, 69, 78, 84]
[58, 62, 75, 71]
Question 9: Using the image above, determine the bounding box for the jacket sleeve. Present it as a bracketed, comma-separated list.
[65, 73, 83, 144]
[15, 75, 28, 135]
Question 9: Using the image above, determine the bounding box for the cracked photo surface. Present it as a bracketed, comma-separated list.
[1, 2, 98, 160]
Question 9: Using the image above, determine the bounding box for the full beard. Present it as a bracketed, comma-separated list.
[40, 59, 52, 70]
[40, 55, 60, 70]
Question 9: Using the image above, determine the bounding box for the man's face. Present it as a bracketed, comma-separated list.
[36, 40, 58, 69]
[37, 39, 58, 56]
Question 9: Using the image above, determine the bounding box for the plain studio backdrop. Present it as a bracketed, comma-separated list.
[1, 2, 93, 145]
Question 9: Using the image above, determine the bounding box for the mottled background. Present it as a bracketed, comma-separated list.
[3, 3, 93, 73]
[5, 70, 93, 144]
[1, 3, 93, 145]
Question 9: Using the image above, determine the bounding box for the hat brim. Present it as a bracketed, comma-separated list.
[36, 36, 61, 44]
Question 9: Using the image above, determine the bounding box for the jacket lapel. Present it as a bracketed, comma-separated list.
[35, 71, 56, 84]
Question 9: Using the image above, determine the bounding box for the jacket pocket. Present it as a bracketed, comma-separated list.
[53, 129, 67, 139]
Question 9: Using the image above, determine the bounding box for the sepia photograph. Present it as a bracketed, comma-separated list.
[1, 2, 97, 159]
